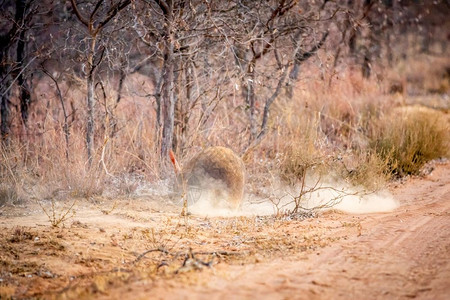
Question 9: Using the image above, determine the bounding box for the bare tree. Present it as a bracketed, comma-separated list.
[70, 0, 131, 165]
[0, 0, 34, 142]
[135, 0, 213, 162]
[15, 0, 36, 129]
[133, 0, 176, 162]
[204, 0, 331, 145]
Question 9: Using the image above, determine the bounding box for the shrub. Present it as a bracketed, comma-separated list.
[277, 111, 326, 186]
[279, 142, 324, 186]
[0, 143, 26, 206]
[370, 106, 449, 176]
[337, 151, 392, 191]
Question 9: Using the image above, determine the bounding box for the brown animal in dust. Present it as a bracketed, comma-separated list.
[180, 146, 245, 209]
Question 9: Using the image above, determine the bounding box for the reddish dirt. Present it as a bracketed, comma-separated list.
[0, 162, 449, 299]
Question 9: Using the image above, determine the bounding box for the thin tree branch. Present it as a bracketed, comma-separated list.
[70, 0, 89, 27]
[94, 0, 132, 35]
[90, 0, 105, 24]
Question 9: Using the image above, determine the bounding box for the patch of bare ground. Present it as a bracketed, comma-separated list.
[0, 162, 449, 299]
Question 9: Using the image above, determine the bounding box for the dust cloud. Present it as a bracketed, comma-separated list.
[185, 179, 399, 217]
[188, 194, 277, 217]
[298, 186, 399, 214]
[330, 191, 399, 213]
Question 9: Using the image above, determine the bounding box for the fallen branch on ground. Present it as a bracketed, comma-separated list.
[133, 247, 248, 273]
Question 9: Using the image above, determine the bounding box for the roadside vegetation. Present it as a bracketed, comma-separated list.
[0, 1, 449, 217]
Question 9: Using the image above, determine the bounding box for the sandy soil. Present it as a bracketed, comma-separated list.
[0, 162, 449, 299]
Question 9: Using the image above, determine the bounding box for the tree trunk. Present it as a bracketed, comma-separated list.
[361, 0, 374, 78]
[116, 61, 126, 105]
[231, 44, 258, 141]
[173, 58, 182, 153]
[160, 37, 175, 160]
[258, 64, 289, 140]
[1, 0, 29, 143]
[246, 60, 257, 140]
[362, 54, 371, 78]
[70, 0, 132, 164]
[0, 45, 11, 143]
[159, 0, 176, 162]
[287, 31, 328, 97]
[0, 76, 11, 143]
[154, 60, 165, 136]
[86, 38, 96, 165]
[182, 61, 193, 146]
[109, 59, 127, 138]
[17, 27, 31, 128]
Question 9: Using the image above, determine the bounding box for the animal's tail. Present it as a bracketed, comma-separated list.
[169, 149, 181, 174]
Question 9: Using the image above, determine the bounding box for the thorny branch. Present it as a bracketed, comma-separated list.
[133, 247, 246, 273]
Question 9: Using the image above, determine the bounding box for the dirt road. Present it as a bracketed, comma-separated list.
[118, 162, 450, 300]
[0, 162, 449, 299]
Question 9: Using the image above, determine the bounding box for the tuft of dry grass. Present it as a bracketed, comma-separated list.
[278, 136, 325, 187]
[267, 96, 326, 186]
[0, 142, 28, 206]
[0, 185, 21, 207]
[337, 151, 392, 191]
[370, 106, 449, 176]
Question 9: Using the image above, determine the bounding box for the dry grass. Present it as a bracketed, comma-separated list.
[1, 54, 449, 213]
[338, 151, 392, 191]
[369, 106, 449, 176]
[0, 210, 335, 298]
[388, 54, 450, 96]
[277, 114, 325, 186]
